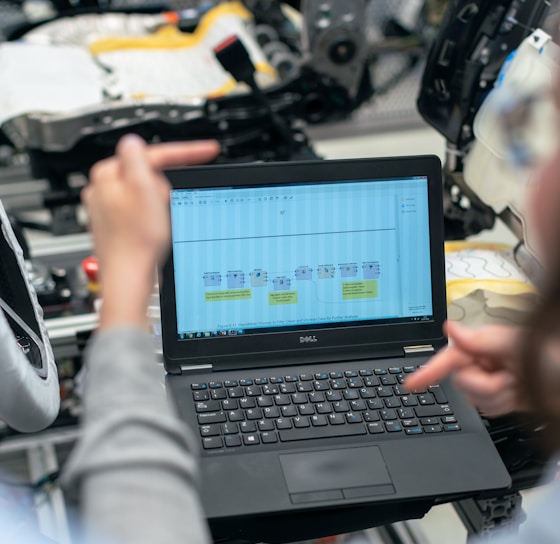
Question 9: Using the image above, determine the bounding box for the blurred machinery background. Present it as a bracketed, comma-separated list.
[0, 2, 558, 542]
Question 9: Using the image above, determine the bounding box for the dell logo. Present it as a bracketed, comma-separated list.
[299, 335, 318, 343]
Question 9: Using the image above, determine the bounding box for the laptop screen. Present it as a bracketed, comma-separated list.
[170, 176, 432, 341]
[161, 156, 446, 372]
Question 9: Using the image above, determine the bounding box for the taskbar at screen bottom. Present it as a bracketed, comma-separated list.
[177, 315, 433, 341]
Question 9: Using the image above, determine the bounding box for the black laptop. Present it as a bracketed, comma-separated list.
[160, 155, 511, 537]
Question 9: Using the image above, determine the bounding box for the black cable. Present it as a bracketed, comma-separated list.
[213, 34, 295, 151]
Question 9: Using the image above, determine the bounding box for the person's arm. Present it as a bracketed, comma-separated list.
[63, 327, 210, 544]
[61, 135, 220, 544]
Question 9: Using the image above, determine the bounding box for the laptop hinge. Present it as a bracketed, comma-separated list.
[180, 363, 213, 373]
[403, 345, 435, 356]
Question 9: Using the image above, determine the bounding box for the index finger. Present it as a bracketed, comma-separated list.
[145, 139, 221, 170]
[404, 344, 472, 391]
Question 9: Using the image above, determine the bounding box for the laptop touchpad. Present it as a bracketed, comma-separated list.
[280, 446, 395, 503]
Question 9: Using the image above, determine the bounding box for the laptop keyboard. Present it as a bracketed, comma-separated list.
[192, 365, 461, 450]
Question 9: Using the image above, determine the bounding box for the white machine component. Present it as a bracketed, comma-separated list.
[0, 199, 60, 432]
[464, 28, 560, 263]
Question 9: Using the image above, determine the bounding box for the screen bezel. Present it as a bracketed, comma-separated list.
[160, 155, 447, 374]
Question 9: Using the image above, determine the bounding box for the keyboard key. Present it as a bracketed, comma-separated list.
[299, 404, 315, 416]
[293, 416, 310, 428]
[401, 419, 418, 427]
[202, 436, 223, 449]
[273, 394, 291, 406]
[193, 390, 209, 401]
[221, 399, 239, 411]
[393, 385, 408, 396]
[308, 391, 326, 403]
[363, 411, 380, 422]
[418, 394, 435, 405]
[380, 409, 397, 420]
[398, 408, 414, 419]
[239, 397, 256, 409]
[211, 389, 227, 400]
[316, 403, 333, 414]
[415, 405, 453, 418]
[245, 408, 262, 420]
[347, 377, 363, 388]
[281, 405, 298, 417]
[384, 397, 401, 408]
[222, 422, 239, 434]
[276, 418, 292, 430]
[198, 412, 227, 424]
[280, 383, 296, 394]
[420, 418, 439, 426]
[225, 434, 242, 447]
[326, 413, 344, 425]
[385, 421, 402, 432]
[444, 424, 461, 432]
[262, 384, 279, 395]
[376, 386, 393, 397]
[243, 434, 260, 445]
[401, 395, 418, 407]
[263, 406, 280, 419]
[424, 425, 443, 433]
[227, 410, 244, 422]
[246, 385, 262, 396]
[279, 423, 367, 442]
[359, 388, 376, 399]
[367, 398, 383, 410]
[240, 421, 257, 433]
[331, 379, 346, 390]
[261, 431, 279, 443]
[350, 399, 366, 411]
[333, 401, 349, 413]
[367, 422, 384, 434]
[297, 382, 313, 392]
[346, 412, 362, 424]
[257, 396, 273, 407]
[257, 419, 274, 431]
[405, 427, 423, 435]
[191, 383, 208, 390]
[326, 390, 342, 402]
[200, 424, 220, 437]
[429, 385, 448, 404]
[364, 376, 380, 387]
[195, 400, 221, 413]
[343, 389, 359, 400]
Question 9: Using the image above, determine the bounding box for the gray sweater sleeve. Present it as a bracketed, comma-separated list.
[61, 327, 210, 544]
